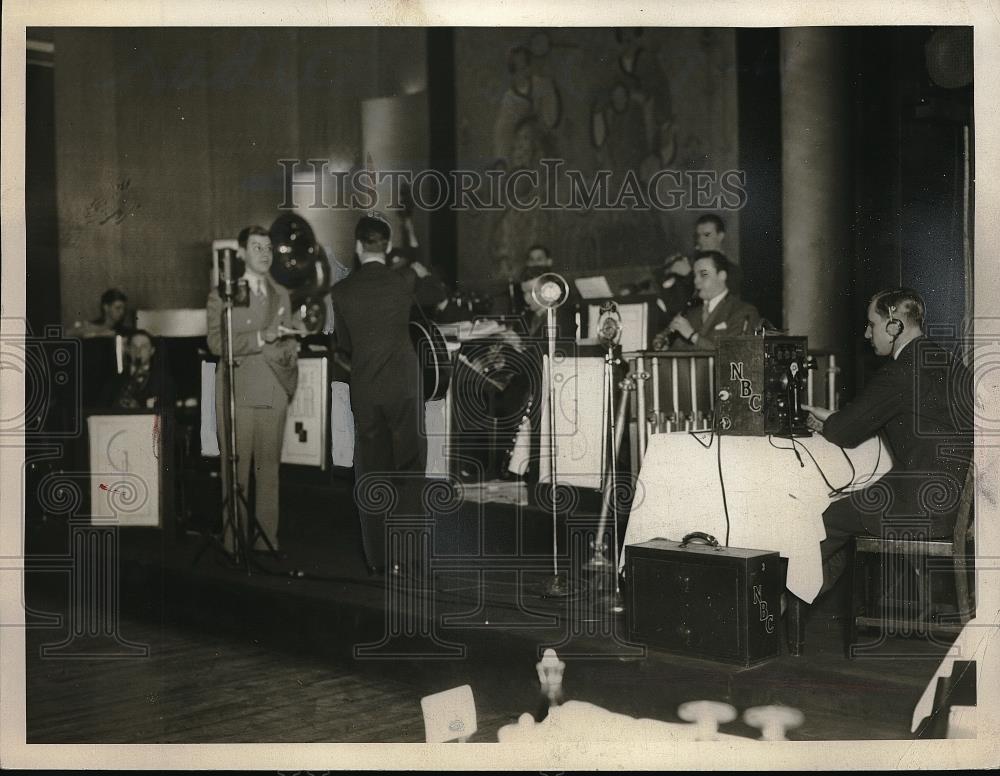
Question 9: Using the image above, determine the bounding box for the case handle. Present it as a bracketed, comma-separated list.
[680, 531, 720, 548]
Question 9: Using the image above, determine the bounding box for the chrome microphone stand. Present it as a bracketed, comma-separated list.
[586, 302, 628, 612]
[533, 273, 572, 598]
[193, 248, 258, 574]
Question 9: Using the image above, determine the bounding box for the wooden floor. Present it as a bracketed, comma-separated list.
[23, 577, 951, 744]
[25, 608, 511, 743]
[21, 478, 957, 744]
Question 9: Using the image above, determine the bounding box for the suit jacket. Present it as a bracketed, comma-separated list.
[823, 337, 972, 519]
[330, 260, 419, 406]
[206, 276, 299, 407]
[100, 354, 175, 411]
[396, 262, 449, 311]
[520, 304, 577, 343]
[671, 293, 760, 351]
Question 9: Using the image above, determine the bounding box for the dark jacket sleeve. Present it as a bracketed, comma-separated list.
[330, 292, 352, 356]
[823, 365, 901, 449]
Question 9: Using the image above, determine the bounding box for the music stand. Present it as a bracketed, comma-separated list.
[193, 248, 276, 574]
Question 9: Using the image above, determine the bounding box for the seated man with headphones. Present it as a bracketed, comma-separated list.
[801, 288, 973, 596]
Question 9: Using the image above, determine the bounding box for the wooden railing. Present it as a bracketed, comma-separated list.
[621, 350, 840, 473]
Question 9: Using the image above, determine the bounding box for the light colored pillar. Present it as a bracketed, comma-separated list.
[780, 29, 852, 352]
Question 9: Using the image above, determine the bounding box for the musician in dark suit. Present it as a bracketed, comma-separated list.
[802, 288, 973, 594]
[330, 215, 426, 574]
[100, 329, 175, 411]
[694, 214, 743, 295]
[653, 251, 760, 350]
[207, 225, 299, 554]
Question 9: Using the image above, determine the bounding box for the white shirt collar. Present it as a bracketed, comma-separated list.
[706, 289, 728, 314]
[245, 271, 267, 294]
[360, 253, 387, 265]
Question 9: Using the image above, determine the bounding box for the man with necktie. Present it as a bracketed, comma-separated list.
[207, 225, 299, 556]
[656, 250, 760, 350]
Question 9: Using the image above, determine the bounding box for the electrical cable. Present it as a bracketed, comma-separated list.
[685, 404, 729, 545]
[768, 433, 860, 497]
[717, 428, 730, 547]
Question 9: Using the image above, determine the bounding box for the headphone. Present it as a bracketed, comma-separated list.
[885, 304, 904, 338]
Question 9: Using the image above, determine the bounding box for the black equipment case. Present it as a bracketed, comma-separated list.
[625, 533, 781, 667]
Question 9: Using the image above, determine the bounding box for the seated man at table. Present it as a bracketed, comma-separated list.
[801, 287, 973, 595]
[652, 251, 759, 351]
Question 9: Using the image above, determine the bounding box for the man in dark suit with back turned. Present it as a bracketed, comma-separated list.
[331, 215, 426, 575]
[207, 225, 299, 555]
[802, 288, 973, 595]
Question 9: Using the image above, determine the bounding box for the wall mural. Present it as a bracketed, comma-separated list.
[457, 27, 739, 295]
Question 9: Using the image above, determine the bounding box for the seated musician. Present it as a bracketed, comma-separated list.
[652, 251, 759, 350]
[100, 329, 175, 411]
[801, 288, 973, 596]
[73, 287, 133, 338]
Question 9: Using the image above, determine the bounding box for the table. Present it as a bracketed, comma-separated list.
[621, 431, 891, 603]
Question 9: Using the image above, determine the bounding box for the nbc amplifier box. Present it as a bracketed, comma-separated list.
[625, 536, 781, 667]
[714, 335, 811, 436]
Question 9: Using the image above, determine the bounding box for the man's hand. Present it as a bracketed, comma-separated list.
[651, 331, 670, 350]
[262, 324, 280, 344]
[800, 404, 833, 434]
[668, 315, 695, 341]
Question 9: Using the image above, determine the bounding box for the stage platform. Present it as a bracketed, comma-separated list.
[23, 475, 954, 743]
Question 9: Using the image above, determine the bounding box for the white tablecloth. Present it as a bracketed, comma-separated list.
[621, 432, 891, 603]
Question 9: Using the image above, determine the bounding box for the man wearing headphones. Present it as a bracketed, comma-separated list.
[802, 288, 972, 594]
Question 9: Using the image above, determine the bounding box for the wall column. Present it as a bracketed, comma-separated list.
[780, 28, 852, 353]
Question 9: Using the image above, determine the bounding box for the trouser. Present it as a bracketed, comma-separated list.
[818, 491, 954, 596]
[353, 396, 427, 571]
[217, 389, 289, 553]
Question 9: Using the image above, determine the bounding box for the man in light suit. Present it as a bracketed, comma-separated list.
[330, 215, 426, 575]
[655, 250, 760, 350]
[207, 225, 299, 555]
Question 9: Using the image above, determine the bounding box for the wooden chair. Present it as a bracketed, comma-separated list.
[850, 467, 975, 650]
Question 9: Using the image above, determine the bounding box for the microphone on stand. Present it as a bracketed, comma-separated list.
[597, 301, 622, 347]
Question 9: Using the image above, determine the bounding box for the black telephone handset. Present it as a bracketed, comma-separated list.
[680, 531, 720, 548]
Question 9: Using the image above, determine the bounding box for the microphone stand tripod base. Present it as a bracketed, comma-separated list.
[584, 547, 612, 572]
[540, 572, 571, 598]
